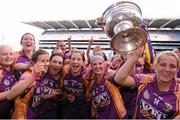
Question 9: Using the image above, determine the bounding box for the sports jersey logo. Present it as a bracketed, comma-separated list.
[64, 87, 84, 96]
[64, 79, 68, 86]
[32, 87, 42, 107]
[164, 103, 172, 112]
[32, 95, 41, 107]
[4, 79, 10, 86]
[100, 85, 105, 91]
[43, 78, 49, 85]
[35, 87, 41, 94]
[93, 92, 110, 108]
[44, 86, 52, 94]
[143, 89, 150, 99]
[140, 99, 167, 119]
[5, 87, 11, 91]
[154, 97, 160, 106]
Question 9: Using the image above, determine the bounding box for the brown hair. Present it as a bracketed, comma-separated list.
[32, 49, 49, 63]
[71, 50, 85, 62]
[20, 33, 35, 44]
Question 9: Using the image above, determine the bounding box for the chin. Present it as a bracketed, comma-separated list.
[5, 63, 12, 66]
[72, 69, 81, 75]
[72, 68, 80, 73]
[53, 71, 59, 75]
[159, 77, 174, 83]
[72, 70, 79, 74]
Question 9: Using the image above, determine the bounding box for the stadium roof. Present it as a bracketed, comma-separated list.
[23, 18, 180, 31]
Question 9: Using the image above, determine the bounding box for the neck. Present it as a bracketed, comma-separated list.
[96, 74, 103, 84]
[50, 72, 59, 80]
[4, 66, 10, 71]
[156, 80, 173, 92]
[71, 71, 80, 77]
[24, 50, 33, 58]
[49, 68, 61, 80]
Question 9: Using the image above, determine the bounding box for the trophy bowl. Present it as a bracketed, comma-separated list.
[96, 1, 147, 53]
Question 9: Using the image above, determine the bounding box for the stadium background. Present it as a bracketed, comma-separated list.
[24, 18, 180, 59]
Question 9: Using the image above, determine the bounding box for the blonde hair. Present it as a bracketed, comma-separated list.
[155, 51, 179, 68]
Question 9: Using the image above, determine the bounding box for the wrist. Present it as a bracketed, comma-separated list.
[30, 72, 38, 80]
[129, 56, 139, 62]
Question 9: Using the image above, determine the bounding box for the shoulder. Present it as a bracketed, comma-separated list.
[14, 51, 23, 58]
[14, 51, 24, 63]
[174, 82, 180, 101]
[82, 66, 94, 80]
[175, 79, 180, 92]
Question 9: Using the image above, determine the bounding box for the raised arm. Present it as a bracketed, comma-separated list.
[0, 91, 10, 101]
[7, 74, 35, 100]
[114, 46, 144, 87]
[67, 35, 72, 52]
[13, 62, 32, 71]
[7, 62, 45, 100]
[86, 36, 93, 64]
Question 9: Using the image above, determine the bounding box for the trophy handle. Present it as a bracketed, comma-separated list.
[95, 17, 106, 27]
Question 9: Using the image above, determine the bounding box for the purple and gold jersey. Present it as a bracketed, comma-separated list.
[62, 67, 92, 119]
[25, 79, 42, 119]
[15, 50, 31, 64]
[0, 68, 17, 117]
[133, 74, 180, 119]
[14, 50, 32, 78]
[39, 72, 61, 112]
[63, 70, 85, 101]
[91, 79, 119, 119]
[17, 71, 61, 119]
[42, 72, 60, 90]
[120, 87, 137, 118]
[16, 72, 45, 119]
[15, 51, 31, 63]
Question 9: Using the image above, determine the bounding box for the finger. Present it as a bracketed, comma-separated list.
[68, 35, 72, 40]
[91, 36, 93, 40]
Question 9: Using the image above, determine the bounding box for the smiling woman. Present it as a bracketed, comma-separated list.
[0, 45, 17, 118]
[13, 33, 36, 78]
[114, 47, 180, 119]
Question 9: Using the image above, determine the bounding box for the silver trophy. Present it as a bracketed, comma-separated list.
[96, 1, 147, 54]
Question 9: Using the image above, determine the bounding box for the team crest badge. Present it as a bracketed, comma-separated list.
[143, 90, 149, 99]
[64, 79, 68, 85]
[43, 79, 48, 85]
[4, 79, 10, 86]
[164, 103, 172, 112]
